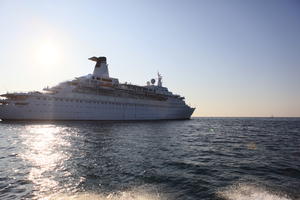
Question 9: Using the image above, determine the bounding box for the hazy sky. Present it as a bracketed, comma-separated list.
[0, 0, 299, 117]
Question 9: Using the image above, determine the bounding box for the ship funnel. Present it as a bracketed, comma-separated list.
[89, 56, 109, 78]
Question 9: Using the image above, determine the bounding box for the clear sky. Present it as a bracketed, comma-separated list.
[0, 0, 299, 117]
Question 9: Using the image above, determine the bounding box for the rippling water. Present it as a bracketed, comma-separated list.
[0, 118, 300, 200]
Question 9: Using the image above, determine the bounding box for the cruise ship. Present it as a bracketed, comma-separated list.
[0, 57, 195, 120]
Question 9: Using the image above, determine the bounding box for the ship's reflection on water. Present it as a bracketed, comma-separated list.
[20, 125, 71, 198]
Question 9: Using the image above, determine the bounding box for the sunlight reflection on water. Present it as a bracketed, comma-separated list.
[20, 125, 70, 197]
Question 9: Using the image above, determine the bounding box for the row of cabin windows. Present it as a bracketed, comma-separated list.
[34, 105, 183, 113]
[35, 97, 183, 108]
[91, 76, 113, 82]
[36, 97, 163, 107]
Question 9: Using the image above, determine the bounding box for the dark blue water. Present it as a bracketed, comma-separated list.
[0, 118, 300, 200]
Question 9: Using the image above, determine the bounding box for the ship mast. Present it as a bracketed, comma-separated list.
[157, 72, 162, 87]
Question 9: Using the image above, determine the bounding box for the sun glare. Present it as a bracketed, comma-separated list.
[35, 39, 62, 66]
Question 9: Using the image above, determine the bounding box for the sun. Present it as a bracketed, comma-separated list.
[34, 39, 62, 66]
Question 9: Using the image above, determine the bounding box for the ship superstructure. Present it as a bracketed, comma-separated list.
[0, 57, 195, 120]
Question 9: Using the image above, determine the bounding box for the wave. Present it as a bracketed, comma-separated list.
[217, 183, 294, 200]
[41, 186, 166, 200]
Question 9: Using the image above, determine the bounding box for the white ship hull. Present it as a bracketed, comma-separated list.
[0, 96, 194, 121]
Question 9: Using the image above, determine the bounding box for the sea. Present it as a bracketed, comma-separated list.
[0, 117, 299, 200]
